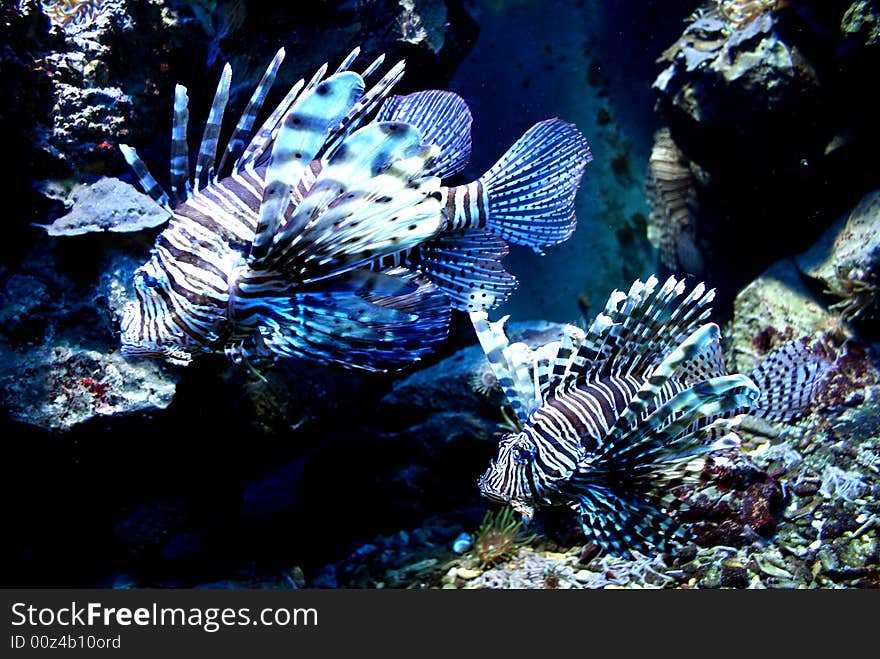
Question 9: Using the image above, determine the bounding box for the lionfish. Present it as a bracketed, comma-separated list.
[119, 47, 591, 371]
[471, 275, 835, 557]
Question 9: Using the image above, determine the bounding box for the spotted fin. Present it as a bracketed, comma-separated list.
[376, 90, 473, 178]
[478, 118, 592, 254]
[250, 268, 451, 372]
[750, 337, 836, 422]
[261, 121, 444, 282]
[249, 71, 366, 267]
[418, 228, 518, 312]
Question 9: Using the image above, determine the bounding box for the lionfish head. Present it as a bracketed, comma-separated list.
[478, 431, 537, 520]
[120, 261, 195, 366]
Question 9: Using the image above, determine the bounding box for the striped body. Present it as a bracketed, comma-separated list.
[480, 374, 688, 515]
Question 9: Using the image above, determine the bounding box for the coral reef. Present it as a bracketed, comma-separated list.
[652, 1, 880, 302]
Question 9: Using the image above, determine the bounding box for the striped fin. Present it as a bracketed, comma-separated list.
[219, 47, 285, 177]
[170, 84, 191, 205]
[567, 276, 715, 384]
[249, 71, 366, 267]
[238, 78, 305, 170]
[194, 62, 232, 190]
[601, 323, 723, 447]
[545, 324, 587, 392]
[750, 337, 836, 422]
[263, 123, 444, 280]
[376, 90, 473, 178]
[119, 144, 172, 211]
[417, 228, 518, 311]
[571, 485, 691, 558]
[469, 311, 543, 423]
[252, 267, 451, 372]
[592, 374, 760, 474]
[477, 118, 592, 254]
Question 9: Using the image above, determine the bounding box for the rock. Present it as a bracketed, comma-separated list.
[651, 4, 880, 304]
[842, 1, 880, 46]
[455, 567, 481, 580]
[38, 177, 170, 236]
[796, 190, 880, 321]
[727, 259, 840, 374]
[0, 344, 178, 431]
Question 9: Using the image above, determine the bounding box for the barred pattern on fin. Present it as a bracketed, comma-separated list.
[249, 71, 365, 267]
[478, 118, 592, 254]
[376, 90, 473, 178]
[194, 63, 232, 191]
[219, 47, 285, 177]
[418, 229, 517, 312]
[750, 337, 836, 422]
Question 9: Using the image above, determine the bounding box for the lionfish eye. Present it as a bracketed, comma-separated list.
[137, 271, 159, 288]
[513, 446, 534, 465]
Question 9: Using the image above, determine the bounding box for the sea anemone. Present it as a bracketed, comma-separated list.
[718, 0, 781, 27]
[468, 507, 533, 569]
[469, 361, 502, 398]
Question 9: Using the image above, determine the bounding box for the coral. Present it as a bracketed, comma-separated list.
[467, 507, 533, 569]
[37, 177, 170, 236]
[41, 0, 103, 30]
[819, 466, 868, 503]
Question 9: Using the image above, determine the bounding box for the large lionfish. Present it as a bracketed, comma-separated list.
[471, 275, 835, 557]
[119, 47, 591, 371]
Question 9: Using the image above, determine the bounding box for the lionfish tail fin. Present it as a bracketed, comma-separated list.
[750, 336, 837, 422]
[478, 118, 591, 254]
[420, 229, 518, 312]
[572, 485, 691, 558]
[469, 311, 540, 423]
[376, 90, 473, 178]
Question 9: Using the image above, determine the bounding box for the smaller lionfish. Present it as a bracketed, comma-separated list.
[119, 47, 591, 372]
[471, 275, 835, 558]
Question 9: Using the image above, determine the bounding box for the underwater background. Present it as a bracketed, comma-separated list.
[2, 0, 879, 588]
